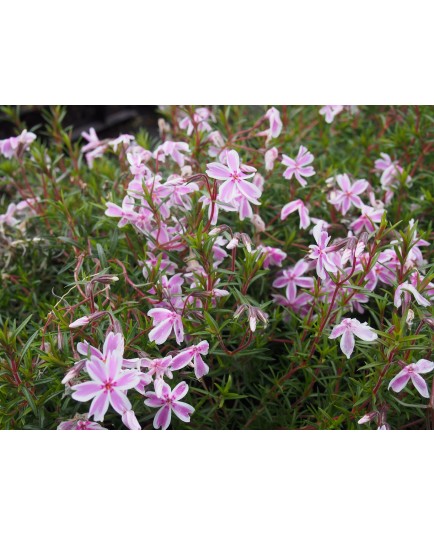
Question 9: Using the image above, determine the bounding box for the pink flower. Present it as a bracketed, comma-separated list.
[329, 318, 377, 359]
[81, 128, 101, 153]
[171, 341, 210, 379]
[258, 246, 287, 268]
[350, 205, 384, 233]
[109, 134, 135, 152]
[319, 105, 344, 123]
[265, 147, 279, 171]
[141, 356, 173, 397]
[388, 359, 434, 398]
[374, 153, 405, 188]
[0, 203, 19, 226]
[58, 417, 107, 430]
[281, 199, 310, 229]
[308, 223, 339, 280]
[153, 141, 190, 167]
[261, 107, 282, 143]
[394, 283, 430, 309]
[145, 381, 194, 430]
[281, 146, 315, 187]
[206, 149, 261, 204]
[273, 260, 314, 302]
[329, 174, 368, 215]
[0, 129, 36, 159]
[179, 107, 214, 135]
[71, 351, 139, 421]
[147, 307, 184, 345]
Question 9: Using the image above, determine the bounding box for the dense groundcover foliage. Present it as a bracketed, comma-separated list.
[0, 105, 433, 430]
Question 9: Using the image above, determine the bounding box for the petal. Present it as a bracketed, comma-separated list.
[110, 389, 132, 414]
[77, 341, 104, 360]
[86, 357, 107, 383]
[88, 391, 110, 421]
[149, 317, 173, 345]
[236, 180, 261, 202]
[414, 359, 434, 374]
[388, 369, 410, 393]
[153, 404, 171, 430]
[173, 317, 184, 345]
[411, 373, 430, 398]
[147, 308, 172, 322]
[170, 349, 193, 371]
[116, 370, 140, 390]
[194, 354, 209, 379]
[196, 340, 210, 354]
[226, 150, 239, 173]
[352, 323, 378, 342]
[329, 324, 347, 339]
[144, 392, 164, 408]
[219, 179, 237, 202]
[172, 401, 194, 423]
[106, 351, 122, 381]
[103, 332, 124, 360]
[172, 381, 188, 401]
[71, 381, 102, 402]
[340, 330, 355, 358]
[206, 162, 231, 180]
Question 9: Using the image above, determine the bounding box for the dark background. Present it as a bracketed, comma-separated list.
[0, 105, 160, 140]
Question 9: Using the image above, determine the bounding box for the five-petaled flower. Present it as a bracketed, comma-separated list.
[71, 350, 139, 421]
[206, 149, 261, 204]
[148, 307, 184, 345]
[171, 341, 210, 379]
[144, 381, 194, 430]
[329, 174, 368, 215]
[329, 318, 378, 359]
[273, 260, 314, 302]
[281, 146, 315, 187]
[388, 359, 434, 398]
[308, 223, 339, 280]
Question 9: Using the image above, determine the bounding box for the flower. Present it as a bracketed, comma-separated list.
[273, 260, 314, 302]
[329, 174, 368, 215]
[308, 223, 338, 280]
[141, 356, 173, 396]
[281, 146, 315, 187]
[257, 246, 287, 268]
[153, 141, 190, 167]
[109, 134, 135, 152]
[394, 282, 430, 309]
[147, 307, 184, 345]
[144, 381, 194, 430]
[121, 409, 141, 430]
[388, 359, 434, 398]
[0, 130, 36, 159]
[57, 415, 107, 430]
[350, 205, 384, 233]
[71, 351, 139, 421]
[206, 149, 261, 204]
[329, 318, 378, 358]
[319, 105, 344, 123]
[171, 341, 210, 379]
[374, 153, 408, 188]
[265, 147, 279, 171]
[179, 107, 214, 135]
[281, 199, 310, 229]
[261, 107, 282, 143]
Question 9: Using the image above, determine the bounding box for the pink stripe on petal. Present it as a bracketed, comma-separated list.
[77, 341, 104, 360]
[89, 391, 110, 421]
[145, 392, 164, 408]
[219, 179, 237, 202]
[171, 350, 193, 371]
[86, 357, 107, 383]
[110, 389, 131, 414]
[71, 381, 102, 402]
[340, 330, 355, 358]
[172, 401, 194, 423]
[194, 354, 209, 379]
[149, 318, 173, 345]
[226, 150, 239, 173]
[116, 370, 140, 390]
[154, 404, 171, 430]
[414, 359, 434, 374]
[411, 373, 429, 398]
[172, 381, 188, 401]
[388, 370, 410, 393]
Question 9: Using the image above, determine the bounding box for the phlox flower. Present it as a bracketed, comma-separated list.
[58, 416, 107, 430]
[281, 146, 315, 187]
[81, 128, 101, 153]
[141, 355, 174, 397]
[260, 107, 282, 143]
[142, 252, 177, 277]
[374, 153, 406, 188]
[329, 318, 378, 359]
[71, 350, 139, 421]
[179, 107, 214, 135]
[127, 152, 151, 180]
[257, 246, 287, 268]
[329, 174, 368, 215]
[147, 307, 184, 345]
[0, 129, 36, 159]
[394, 282, 430, 309]
[388, 359, 434, 398]
[153, 141, 190, 167]
[0, 203, 19, 227]
[265, 147, 279, 171]
[145, 381, 194, 430]
[171, 341, 210, 379]
[308, 223, 339, 280]
[272, 291, 313, 316]
[281, 199, 310, 229]
[207, 130, 226, 159]
[206, 149, 261, 205]
[319, 105, 344, 123]
[273, 260, 314, 302]
[109, 134, 135, 152]
[350, 205, 384, 233]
